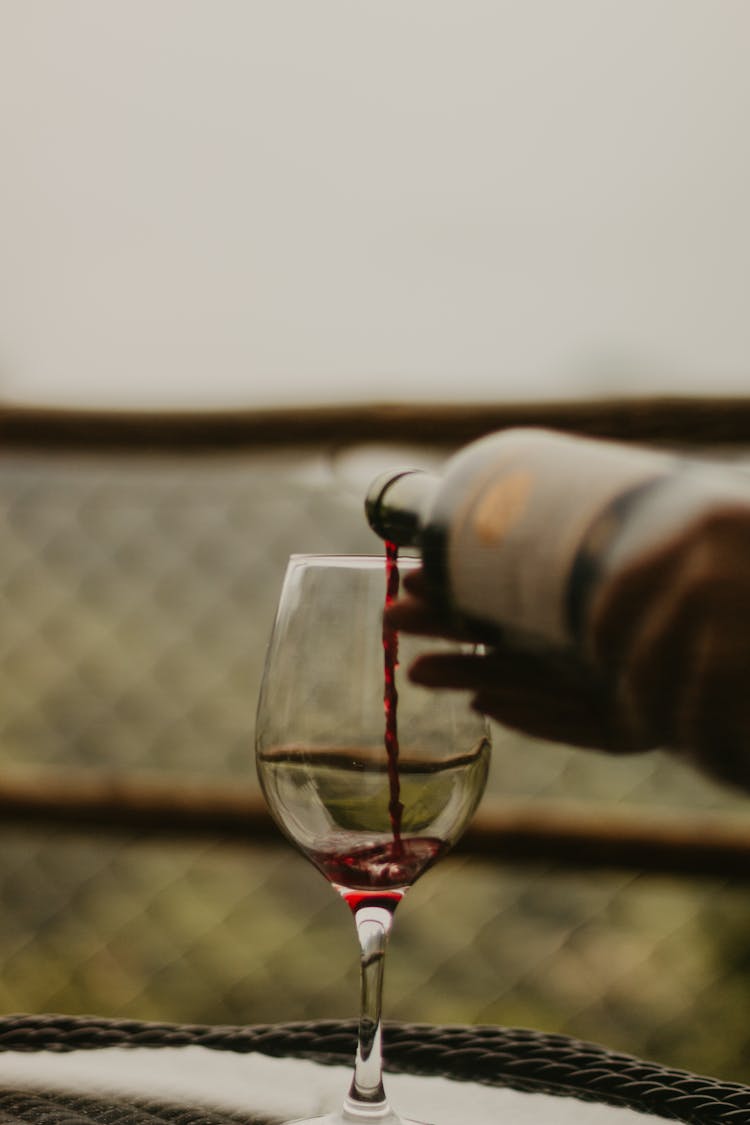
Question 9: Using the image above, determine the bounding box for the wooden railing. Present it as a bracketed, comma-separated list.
[0, 767, 749, 880]
[3, 395, 750, 451]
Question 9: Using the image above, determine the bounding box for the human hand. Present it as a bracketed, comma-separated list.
[386, 505, 750, 792]
[384, 569, 653, 756]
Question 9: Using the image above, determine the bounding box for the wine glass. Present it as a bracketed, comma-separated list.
[255, 554, 491, 1125]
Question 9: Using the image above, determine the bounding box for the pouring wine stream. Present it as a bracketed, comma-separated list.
[383, 541, 404, 856]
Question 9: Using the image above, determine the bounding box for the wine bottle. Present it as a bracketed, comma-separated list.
[365, 427, 750, 653]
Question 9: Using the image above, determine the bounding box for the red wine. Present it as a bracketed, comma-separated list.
[383, 540, 403, 851]
[309, 836, 446, 898]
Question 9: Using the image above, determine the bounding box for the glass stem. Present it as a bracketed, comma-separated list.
[344, 902, 395, 1119]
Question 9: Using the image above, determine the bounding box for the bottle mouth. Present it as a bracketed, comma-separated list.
[364, 469, 415, 529]
[364, 468, 433, 545]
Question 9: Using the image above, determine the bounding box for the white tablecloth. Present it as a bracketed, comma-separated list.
[0, 1045, 674, 1124]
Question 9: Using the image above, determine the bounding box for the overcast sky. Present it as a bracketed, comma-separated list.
[1, 1, 749, 410]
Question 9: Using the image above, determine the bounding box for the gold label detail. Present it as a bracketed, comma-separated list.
[472, 470, 533, 545]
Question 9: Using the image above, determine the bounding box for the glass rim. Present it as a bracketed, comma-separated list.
[286, 553, 420, 568]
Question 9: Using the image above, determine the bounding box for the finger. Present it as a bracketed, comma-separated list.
[401, 568, 426, 596]
[409, 649, 548, 691]
[470, 688, 625, 751]
[384, 596, 465, 640]
[469, 679, 652, 753]
[385, 594, 495, 643]
[410, 650, 647, 753]
[411, 643, 606, 693]
[409, 651, 494, 689]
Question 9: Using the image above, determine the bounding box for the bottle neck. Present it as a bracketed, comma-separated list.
[364, 469, 439, 547]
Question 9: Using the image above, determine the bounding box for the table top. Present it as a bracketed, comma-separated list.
[0, 1015, 745, 1124]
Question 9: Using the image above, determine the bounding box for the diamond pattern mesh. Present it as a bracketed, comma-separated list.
[1, 441, 750, 1083]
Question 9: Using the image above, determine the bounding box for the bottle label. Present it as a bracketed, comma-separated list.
[446, 429, 673, 646]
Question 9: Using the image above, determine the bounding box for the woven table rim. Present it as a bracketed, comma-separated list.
[0, 1015, 745, 1123]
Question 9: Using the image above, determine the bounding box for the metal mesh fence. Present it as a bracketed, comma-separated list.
[2, 440, 750, 1083]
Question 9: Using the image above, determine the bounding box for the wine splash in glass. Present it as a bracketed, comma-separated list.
[255, 554, 490, 1125]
